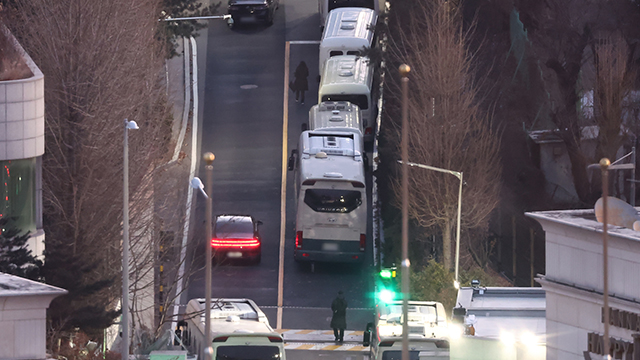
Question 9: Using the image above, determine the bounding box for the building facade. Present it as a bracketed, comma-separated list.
[528, 209, 640, 360]
[0, 27, 45, 258]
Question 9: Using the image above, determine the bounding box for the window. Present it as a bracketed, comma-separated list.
[322, 94, 368, 110]
[216, 346, 281, 360]
[214, 217, 254, 239]
[0, 158, 36, 235]
[328, 0, 375, 11]
[304, 189, 362, 213]
[382, 351, 420, 360]
[346, 50, 361, 56]
[330, 50, 343, 57]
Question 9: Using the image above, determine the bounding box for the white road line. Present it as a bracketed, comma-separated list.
[277, 41, 291, 330]
[171, 37, 192, 162]
[172, 35, 199, 333]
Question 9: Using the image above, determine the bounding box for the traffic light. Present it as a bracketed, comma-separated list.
[377, 288, 396, 304]
[376, 266, 398, 304]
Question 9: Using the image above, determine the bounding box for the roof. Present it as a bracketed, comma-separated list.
[309, 101, 363, 135]
[455, 287, 546, 340]
[186, 298, 276, 335]
[298, 131, 365, 184]
[528, 125, 600, 144]
[525, 208, 640, 242]
[0, 272, 67, 297]
[322, 7, 376, 46]
[320, 55, 373, 91]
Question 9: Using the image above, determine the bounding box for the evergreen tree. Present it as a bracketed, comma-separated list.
[0, 218, 43, 281]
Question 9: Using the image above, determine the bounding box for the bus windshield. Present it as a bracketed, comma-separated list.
[328, 0, 375, 11]
[216, 345, 281, 360]
[304, 189, 362, 213]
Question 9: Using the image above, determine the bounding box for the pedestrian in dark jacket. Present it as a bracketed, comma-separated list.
[330, 290, 348, 342]
[293, 61, 309, 104]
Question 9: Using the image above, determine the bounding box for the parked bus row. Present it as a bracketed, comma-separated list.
[285, 2, 383, 266]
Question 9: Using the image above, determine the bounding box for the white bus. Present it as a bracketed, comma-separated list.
[319, 7, 377, 75]
[179, 298, 285, 360]
[288, 130, 367, 264]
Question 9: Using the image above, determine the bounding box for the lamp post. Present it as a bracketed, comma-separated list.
[600, 158, 611, 360]
[203, 152, 215, 360]
[122, 119, 139, 360]
[399, 64, 410, 360]
[397, 160, 463, 288]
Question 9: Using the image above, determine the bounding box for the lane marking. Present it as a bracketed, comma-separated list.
[277, 40, 291, 330]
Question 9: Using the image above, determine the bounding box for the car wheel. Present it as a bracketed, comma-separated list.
[253, 254, 261, 265]
[267, 12, 274, 26]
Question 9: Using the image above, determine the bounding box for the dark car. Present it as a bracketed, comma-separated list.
[212, 215, 262, 264]
[228, 0, 279, 27]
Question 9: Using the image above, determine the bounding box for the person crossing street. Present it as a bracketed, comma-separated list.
[331, 290, 348, 342]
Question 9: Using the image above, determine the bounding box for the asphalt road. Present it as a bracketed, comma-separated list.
[186, 0, 376, 334]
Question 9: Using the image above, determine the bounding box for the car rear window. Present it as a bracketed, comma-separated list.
[216, 345, 281, 360]
[304, 189, 362, 213]
[215, 218, 254, 239]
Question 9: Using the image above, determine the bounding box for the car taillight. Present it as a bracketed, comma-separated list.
[268, 336, 283, 343]
[365, 127, 373, 135]
[296, 231, 303, 249]
[359, 233, 366, 251]
[211, 238, 260, 248]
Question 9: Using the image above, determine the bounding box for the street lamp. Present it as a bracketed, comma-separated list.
[190, 152, 215, 360]
[399, 64, 410, 360]
[397, 160, 463, 288]
[122, 119, 139, 360]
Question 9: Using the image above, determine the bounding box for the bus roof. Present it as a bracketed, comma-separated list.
[298, 131, 365, 184]
[322, 7, 376, 44]
[321, 55, 373, 90]
[186, 298, 275, 336]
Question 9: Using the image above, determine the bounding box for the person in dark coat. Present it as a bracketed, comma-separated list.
[330, 290, 348, 342]
[293, 61, 309, 104]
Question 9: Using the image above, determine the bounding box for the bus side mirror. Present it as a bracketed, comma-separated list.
[288, 149, 298, 171]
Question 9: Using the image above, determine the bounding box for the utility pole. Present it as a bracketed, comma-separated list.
[399, 64, 410, 360]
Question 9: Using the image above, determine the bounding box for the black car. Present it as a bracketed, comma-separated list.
[212, 215, 262, 264]
[228, 0, 279, 27]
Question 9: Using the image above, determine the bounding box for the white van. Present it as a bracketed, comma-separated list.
[319, 55, 376, 144]
[319, 7, 377, 75]
[370, 301, 450, 360]
[309, 101, 369, 141]
[319, 0, 385, 27]
[287, 130, 367, 264]
[180, 298, 285, 360]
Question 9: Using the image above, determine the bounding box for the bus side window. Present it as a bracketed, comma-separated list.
[288, 149, 298, 171]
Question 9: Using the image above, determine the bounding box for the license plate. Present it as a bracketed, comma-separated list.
[322, 243, 339, 251]
[227, 252, 243, 258]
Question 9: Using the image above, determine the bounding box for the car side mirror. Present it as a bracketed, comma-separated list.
[257, 220, 263, 226]
[287, 149, 298, 171]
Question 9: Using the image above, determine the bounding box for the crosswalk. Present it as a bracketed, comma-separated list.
[277, 329, 369, 352]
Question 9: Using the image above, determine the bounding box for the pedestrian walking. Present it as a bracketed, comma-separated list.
[330, 290, 348, 342]
[293, 61, 309, 104]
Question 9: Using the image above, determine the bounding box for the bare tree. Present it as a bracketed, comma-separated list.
[3, 0, 192, 352]
[387, 0, 501, 271]
[592, 34, 637, 161]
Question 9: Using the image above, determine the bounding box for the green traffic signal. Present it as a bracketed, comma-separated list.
[380, 269, 392, 278]
[377, 289, 396, 304]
